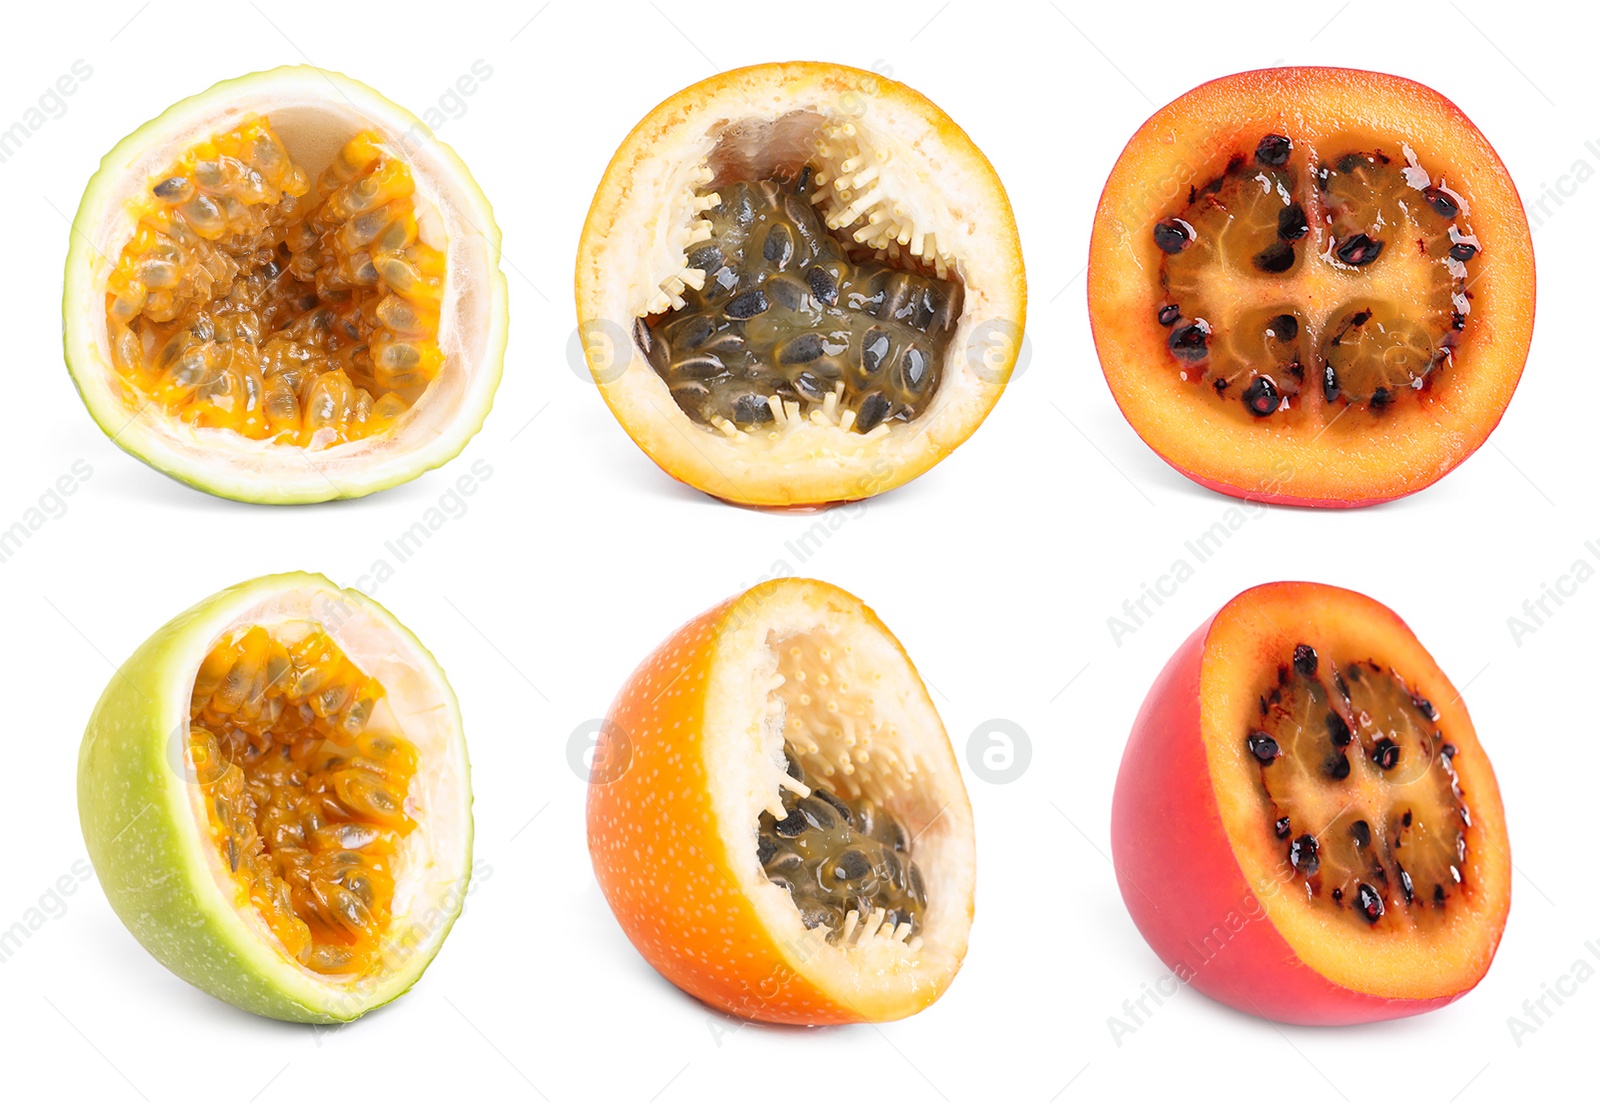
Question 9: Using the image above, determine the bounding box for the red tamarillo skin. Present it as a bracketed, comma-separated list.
[1111, 582, 1511, 1025]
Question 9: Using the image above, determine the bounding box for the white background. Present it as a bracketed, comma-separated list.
[1, 1, 1591, 1099]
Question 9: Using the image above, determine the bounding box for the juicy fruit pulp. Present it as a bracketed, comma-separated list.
[106, 119, 444, 447]
[760, 743, 928, 946]
[189, 625, 416, 975]
[1158, 137, 1473, 422]
[1247, 644, 1471, 932]
[638, 169, 963, 436]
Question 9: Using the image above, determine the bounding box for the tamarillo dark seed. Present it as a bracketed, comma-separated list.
[1326, 752, 1351, 781]
[1423, 185, 1459, 219]
[1275, 816, 1292, 839]
[1256, 134, 1293, 167]
[1158, 303, 1181, 327]
[1153, 217, 1194, 254]
[1254, 241, 1296, 274]
[1169, 321, 1210, 362]
[1277, 203, 1309, 240]
[1449, 241, 1479, 262]
[1293, 644, 1318, 677]
[1270, 314, 1299, 341]
[1350, 820, 1372, 848]
[1357, 883, 1385, 923]
[1247, 731, 1282, 762]
[1336, 234, 1383, 267]
[1289, 834, 1320, 876]
[1242, 375, 1280, 417]
[1373, 738, 1401, 770]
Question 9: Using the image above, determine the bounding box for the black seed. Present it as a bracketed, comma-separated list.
[1336, 234, 1383, 266]
[153, 176, 189, 200]
[784, 746, 804, 780]
[1293, 644, 1318, 677]
[1323, 362, 1341, 403]
[806, 265, 839, 307]
[1289, 834, 1320, 876]
[908, 862, 926, 906]
[1277, 203, 1309, 240]
[1275, 816, 1292, 839]
[1448, 241, 1478, 262]
[687, 244, 724, 272]
[779, 333, 825, 365]
[1270, 314, 1299, 341]
[1153, 217, 1194, 254]
[773, 808, 807, 837]
[1254, 241, 1296, 273]
[1169, 321, 1210, 361]
[1247, 731, 1282, 763]
[1356, 883, 1385, 923]
[763, 224, 794, 266]
[860, 328, 891, 376]
[1243, 375, 1280, 417]
[1213, 378, 1229, 393]
[731, 393, 773, 426]
[900, 346, 932, 393]
[1256, 134, 1293, 167]
[670, 353, 724, 380]
[1158, 303, 1181, 327]
[813, 788, 853, 826]
[725, 289, 769, 320]
[1402, 810, 1413, 828]
[756, 834, 778, 865]
[1326, 752, 1351, 781]
[1422, 186, 1459, 219]
[1332, 887, 1344, 903]
[854, 392, 891, 433]
[1372, 738, 1400, 770]
[834, 850, 873, 882]
[1441, 743, 1458, 760]
[883, 816, 910, 854]
[1350, 820, 1371, 848]
[1412, 696, 1439, 721]
[766, 275, 807, 311]
[793, 371, 830, 402]
[1399, 866, 1415, 904]
[796, 796, 836, 831]
[1370, 387, 1393, 409]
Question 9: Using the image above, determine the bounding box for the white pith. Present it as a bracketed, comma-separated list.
[163, 576, 471, 1008]
[64, 66, 507, 503]
[578, 65, 1024, 503]
[702, 584, 974, 1007]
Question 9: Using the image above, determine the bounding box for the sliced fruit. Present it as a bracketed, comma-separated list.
[587, 578, 975, 1023]
[576, 61, 1026, 506]
[78, 573, 472, 1022]
[1111, 582, 1510, 1024]
[64, 65, 508, 503]
[1089, 68, 1534, 507]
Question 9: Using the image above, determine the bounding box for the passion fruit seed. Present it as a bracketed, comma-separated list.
[1156, 135, 1476, 418]
[105, 119, 444, 449]
[757, 743, 926, 945]
[639, 170, 963, 436]
[1246, 644, 1472, 930]
[189, 624, 416, 974]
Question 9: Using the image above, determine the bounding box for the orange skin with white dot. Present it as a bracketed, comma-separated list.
[1111, 582, 1511, 1024]
[1088, 68, 1535, 507]
[587, 578, 973, 1024]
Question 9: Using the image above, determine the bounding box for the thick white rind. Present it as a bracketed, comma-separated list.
[76, 572, 473, 1022]
[63, 66, 508, 504]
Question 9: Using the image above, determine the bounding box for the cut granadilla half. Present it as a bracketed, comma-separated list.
[63, 66, 508, 503]
[78, 573, 472, 1022]
[1089, 68, 1534, 506]
[576, 61, 1026, 506]
[1111, 581, 1510, 1024]
[587, 578, 976, 1023]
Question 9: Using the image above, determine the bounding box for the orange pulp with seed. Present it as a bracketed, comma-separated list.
[105, 118, 446, 449]
[189, 624, 418, 974]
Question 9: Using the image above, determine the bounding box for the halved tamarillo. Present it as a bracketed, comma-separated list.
[78, 573, 472, 1021]
[587, 578, 975, 1023]
[575, 62, 1026, 506]
[64, 66, 508, 503]
[1088, 68, 1534, 507]
[1111, 582, 1510, 1024]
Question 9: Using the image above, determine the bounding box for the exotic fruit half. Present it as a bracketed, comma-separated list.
[1111, 582, 1510, 1025]
[575, 62, 1026, 506]
[63, 66, 508, 503]
[1088, 68, 1534, 507]
[587, 578, 976, 1022]
[78, 573, 473, 1022]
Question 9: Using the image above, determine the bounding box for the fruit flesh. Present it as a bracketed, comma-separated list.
[105, 118, 445, 448]
[189, 623, 417, 975]
[1246, 644, 1472, 932]
[1158, 136, 1473, 426]
[759, 743, 928, 944]
[637, 169, 963, 436]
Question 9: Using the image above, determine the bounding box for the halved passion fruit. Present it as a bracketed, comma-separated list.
[78, 573, 472, 1022]
[64, 66, 508, 503]
[1088, 68, 1534, 507]
[576, 62, 1026, 506]
[1111, 582, 1510, 1024]
[587, 578, 975, 1022]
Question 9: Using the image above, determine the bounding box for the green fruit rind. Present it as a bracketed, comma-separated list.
[77, 572, 473, 1023]
[63, 66, 509, 504]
